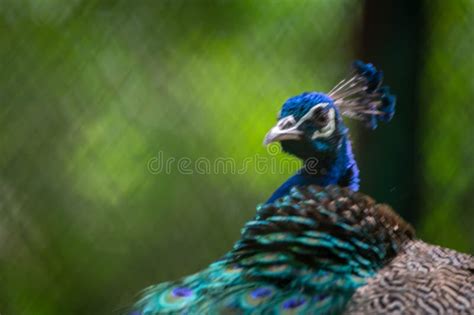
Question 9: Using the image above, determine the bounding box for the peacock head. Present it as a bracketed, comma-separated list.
[263, 61, 396, 162]
[264, 92, 346, 161]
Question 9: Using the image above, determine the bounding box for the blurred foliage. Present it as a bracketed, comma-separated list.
[0, 1, 472, 314]
[419, 0, 474, 252]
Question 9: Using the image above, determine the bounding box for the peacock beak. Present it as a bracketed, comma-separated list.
[263, 115, 303, 145]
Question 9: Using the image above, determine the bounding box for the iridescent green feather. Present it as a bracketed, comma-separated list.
[130, 186, 414, 315]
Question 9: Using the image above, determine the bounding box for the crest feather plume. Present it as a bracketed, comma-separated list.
[329, 60, 396, 129]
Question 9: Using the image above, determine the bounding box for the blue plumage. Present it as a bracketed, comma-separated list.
[378, 86, 396, 122]
[279, 93, 334, 120]
[266, 139, 359, 203]
[352, 60, 382, 93]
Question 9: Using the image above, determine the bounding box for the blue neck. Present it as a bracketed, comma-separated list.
[266, 139, 359, 204]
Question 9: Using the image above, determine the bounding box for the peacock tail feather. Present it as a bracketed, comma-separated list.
[131, 185, 454, 315]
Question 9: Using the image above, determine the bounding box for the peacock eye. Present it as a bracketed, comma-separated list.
[311, 107, 336, 139]
[312, 109, 329, 127]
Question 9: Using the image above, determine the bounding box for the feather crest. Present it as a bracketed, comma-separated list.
[329, 60, 396, 129]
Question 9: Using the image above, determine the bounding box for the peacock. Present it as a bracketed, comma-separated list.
[129, 61, 474, 314]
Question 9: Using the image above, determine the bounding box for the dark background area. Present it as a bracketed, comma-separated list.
[0, 1, 472, 314]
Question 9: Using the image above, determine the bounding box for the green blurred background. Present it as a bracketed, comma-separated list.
[0, 0, 472, 314]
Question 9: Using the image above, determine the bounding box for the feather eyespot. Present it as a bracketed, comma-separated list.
[282, 297, 307, 309]
[171, 287, 193, 298]
[250, 287, 273, 299]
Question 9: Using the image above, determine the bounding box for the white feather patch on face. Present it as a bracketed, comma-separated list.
[294, 103, 329, 127]
[311, 107, 336, 140]
[286, 102, 336, 140]
[264, 103, 336, 145]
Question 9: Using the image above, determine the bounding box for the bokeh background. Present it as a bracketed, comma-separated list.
[0, 0, 473, 314]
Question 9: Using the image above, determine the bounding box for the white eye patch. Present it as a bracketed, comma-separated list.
[296, 103, 329, 126]
[311, 107, 335, 139]
[273, 103, 336, 141]
[276, 115, 297, 129]
[286, 103, 336, 140]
